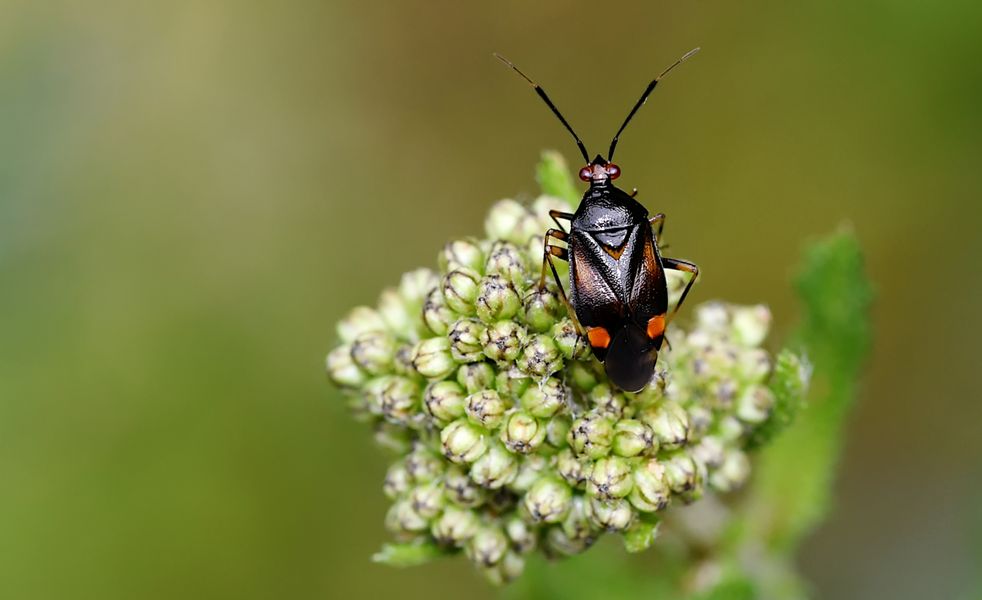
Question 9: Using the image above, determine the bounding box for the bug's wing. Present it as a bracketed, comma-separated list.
[605, 321, 658, 393]
[569, 230, 625, 362]
[625, 224, 669, 342]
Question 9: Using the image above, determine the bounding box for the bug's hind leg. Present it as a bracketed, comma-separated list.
[538, 228, 585, 335]
[549, 210, 574, 232]
[662, 257, 699, 316]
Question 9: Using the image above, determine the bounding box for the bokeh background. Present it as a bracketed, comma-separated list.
[1, 1, 980, 598]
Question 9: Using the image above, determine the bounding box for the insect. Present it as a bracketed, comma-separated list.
[495, 49, 701, 392]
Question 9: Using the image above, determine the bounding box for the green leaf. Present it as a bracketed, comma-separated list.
[371, 541, 446, 567]
[536, 150, 580, 207]
[743, 228, 873, 552]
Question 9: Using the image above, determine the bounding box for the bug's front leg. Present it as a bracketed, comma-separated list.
[549, 210, 574, 233]
[662, 257, 699, 316]
[649, 213, 666, 244]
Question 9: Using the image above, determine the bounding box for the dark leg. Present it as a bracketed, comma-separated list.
[662, 257, 699, 316]
[538, 229, 585, 334]
[549, 210, 574, 233]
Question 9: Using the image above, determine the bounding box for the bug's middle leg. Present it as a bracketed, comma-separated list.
[662, 257, 699, 316]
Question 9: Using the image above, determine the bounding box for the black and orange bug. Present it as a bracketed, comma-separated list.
[495, 49, 701, 392]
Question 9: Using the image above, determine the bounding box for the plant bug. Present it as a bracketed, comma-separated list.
[495, 49, 701, 392]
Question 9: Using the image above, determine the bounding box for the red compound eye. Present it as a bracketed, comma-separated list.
[606, 163, 621, 180]
[579, 166, 592, 182]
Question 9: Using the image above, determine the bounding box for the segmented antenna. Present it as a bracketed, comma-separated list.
[494, 53, 591, 164]
[607, 47, 700, 161]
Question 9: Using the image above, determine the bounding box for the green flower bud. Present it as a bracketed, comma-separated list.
[622, 520, 660, 553]
[422, 288, 455, 336]
[552, 318, 590, 360]
[588, 497, 635, 531]
[485, 241, 527, 287]
[383, 461, 412, 500]
[391, 344, 417, 378]
[567, 360, 600, 392]
[510, 455, 549, 492]
[587, 456, 633, 500]
[440, 419, 487, 464]
[523, 477, 572, 523]
[485, 199, 537, 245]
[467, 525, 509, 567]
[409, 480, 446, 519]
[351, 331, 396, 376]
[687, 405, 714, 440]
[360, 377, 390, 416]
[691, 436, 725, 470]
[431, 506, 479, 546]
[589, 384, 628, 419]
[555, 448, 588, 488]
[545, 414, 572, 448]
[486, 488, 519, 513]
[475, 275, 522, 323]
[439, 238, 485, 273]
[443, 465, 486, 508]
[737, 385, 775, 424]
[696, 302, 729, 333]
[449, 318, 486, 363]
[568, 412, 614, 459]
[522, 288, 562, 333]
[640, 401, 689, 450]
[325, 345, 366, 388]
[560, 495, 597, 545]
[731, 304, 771, 347]
[411, 337, 456, 380]
[709, 449, 750, 493]
[629, 459, 670, 513]
[377, 288, 415, 336]
[385, 499, 429, 537]
[443, 268, 481, 314]
[337, 306, 387, 343]
[373, 420, 413, 454]
[517, 334, 563, 378]
[710, 378, 738, 408]
[504, 514, 537, 554]
[380, 376, 422, 426]
[470, 442, 518, 488]
[663, 453, 700, 494]
[480, 551, 525, 586]
[494, 367, 531, 397]
[399, 268, 439, 305]
[423, 380, 466, 425]
[404, 446, 444, 483]
[466, 389, 508, 429]
[481, 320, 525, 363]
[612, 419, 655, 457]
[500, 411, 547, 454]
[737, 348, 771, 383]
[520, 377, 565, 418]
[456, 362, 496, 394]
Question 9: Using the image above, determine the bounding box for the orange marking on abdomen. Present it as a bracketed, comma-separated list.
[646, 314, 666, 339]
[587, 326, 611, 349]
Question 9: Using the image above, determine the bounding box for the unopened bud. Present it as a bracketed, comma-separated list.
[383, 461, 412, 499]
[481, 320, 525, 363]
[556, 448, 588, 487]
[485, 241, 527, 287]
[522, 288, 562, 333]
[587, 456, 633, 500]
[410, 480, 446, 519]
[710, 449, 751, 493]
[640, 401, 689, 450]
[443, 268, 481, 314]
[612, 419, 655, 457]
[431, 506, 479, 546]
[439, 238, 485, 273]
[588, 497, 635, 531]
[422, 288, 455, 336]
[629, 459, 670, 513]
[523, 477, 572, 523]
[737, 385, 775, 424]
[466, 389, 508, 429]
[351, 331, 396, 376]
[379, 377, 422, 427]
[589, 384, 628, 419]
[443, 465, 486, 508]
[517, 334, 563, 378]
[411, 337, 456, 380]
[449, 318, 486, 363]
[731, 304, 771, 347]
[500, 411, 547, 454]
[663, 453, 700, 494]
[325, 345, 366, 388]
[475, 275, 522, 323]
[404, 446, 444, 483]
[337, 306, 387, 343]
[470, 442, 518, 488]
[456, 362, 496, 394]
[440, 419, 488, 464]
[423, 380, 466, 425]
[467, 525, 509, 567]
[521, 377, 567, 418]
[504, 514, 537, 554]
[568, 412, 614, 459]
[553, 318, 590, 360]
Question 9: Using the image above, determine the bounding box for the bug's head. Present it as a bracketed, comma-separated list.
[579, 155, 621, 186]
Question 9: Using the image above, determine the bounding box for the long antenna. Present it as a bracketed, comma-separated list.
[494, 53, 591, 164]
[607, 47, 700, 161]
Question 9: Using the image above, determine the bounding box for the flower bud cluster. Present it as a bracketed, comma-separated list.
[326, 193, 796, 584]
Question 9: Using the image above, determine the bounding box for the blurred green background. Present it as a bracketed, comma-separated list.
[1, 0, 980, 598]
